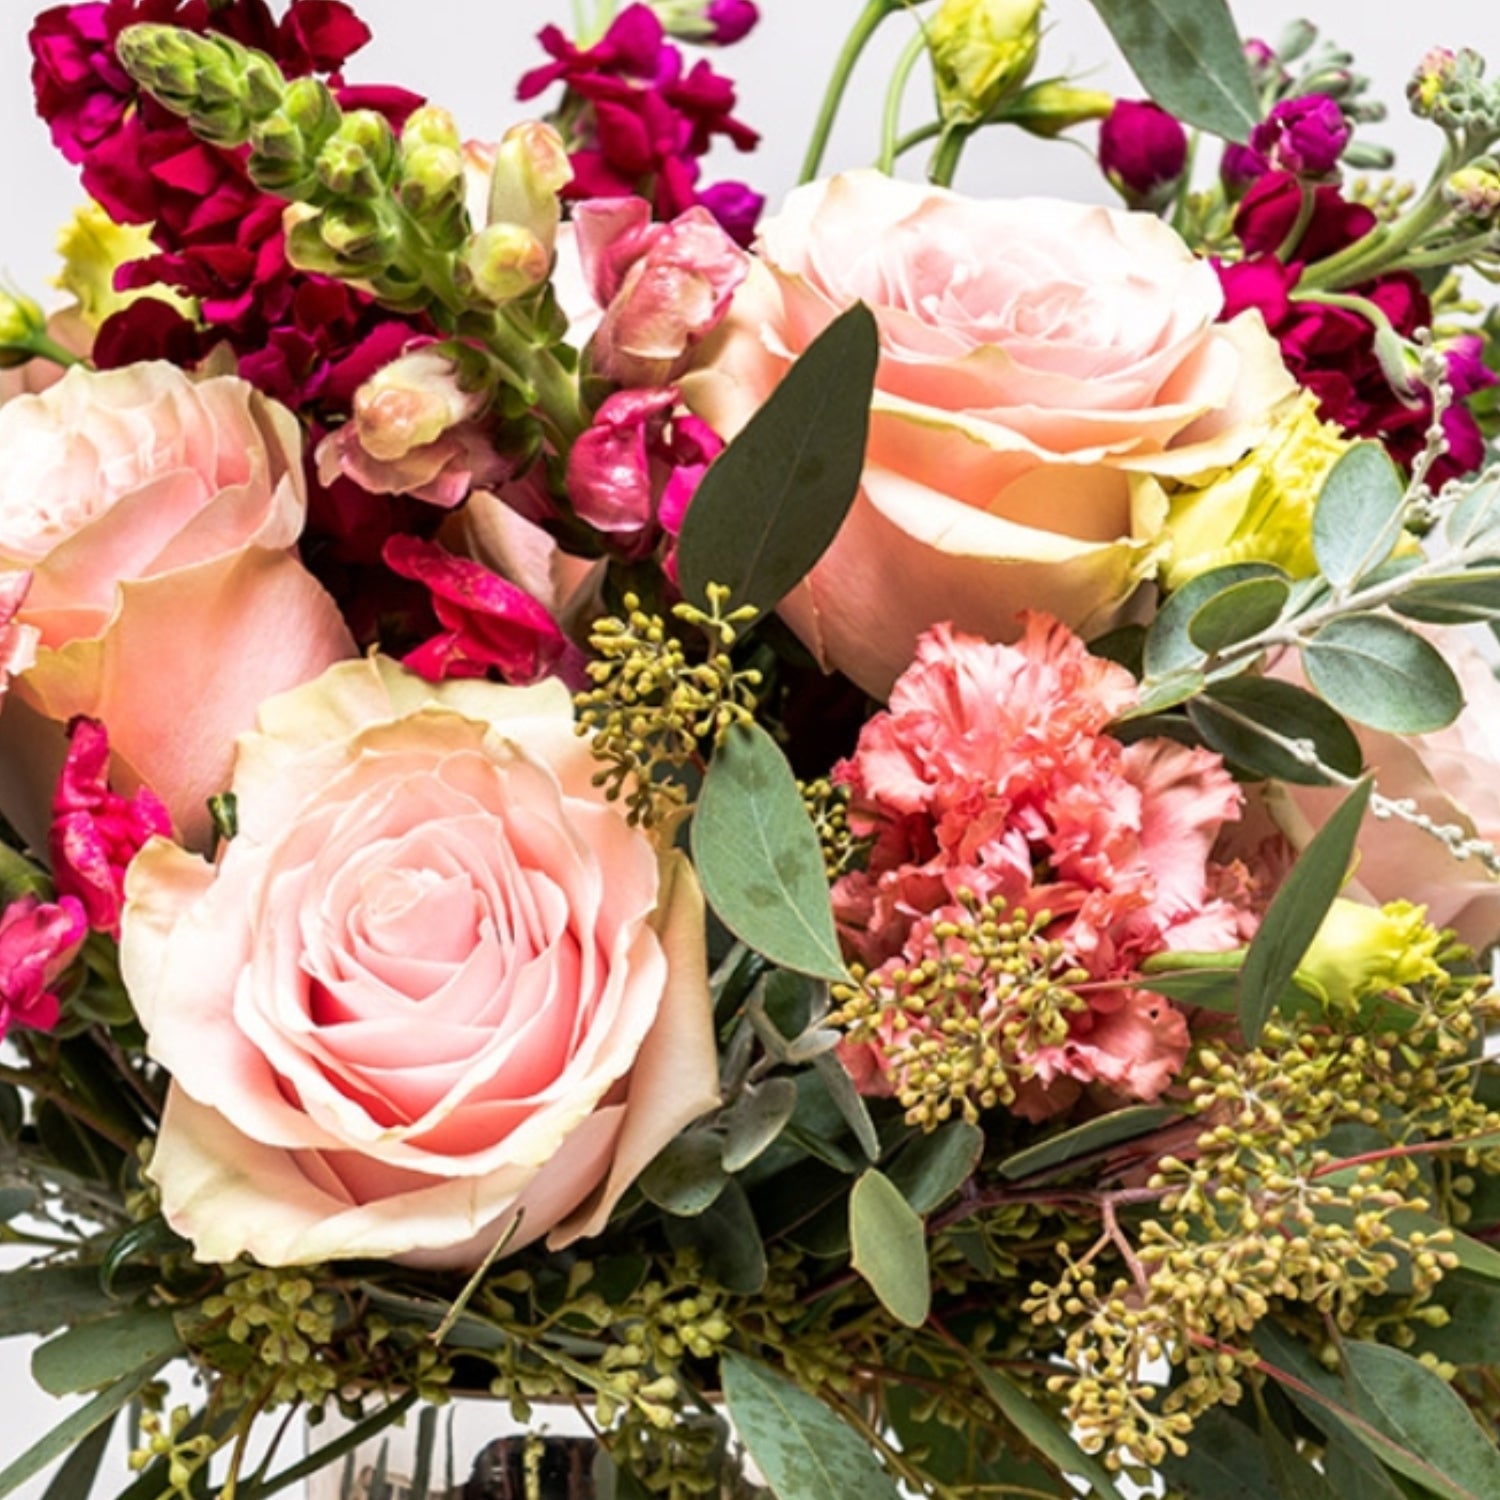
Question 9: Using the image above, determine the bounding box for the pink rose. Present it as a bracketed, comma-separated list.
[1271, 636, 1500, 952]
[684, 171, 1295, 697]
[0, 362, 355, 847]
[121, 658, 719, 1268]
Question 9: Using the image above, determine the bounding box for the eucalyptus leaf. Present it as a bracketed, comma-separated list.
[721, 1079, 800, 1172]
[1312, 442, 1407, 590]
[1238, 779, 1370, 1045]
[637, 1131, 728, 1217]
[1302, 615, 1463, 734]
[0, 1186, 37, 1222]
[1446, 472, 1500, 547]
[849, 1169, 931, 1328]
[663, 1177, 767, 1294]
[0, 1265, 151, 1340]
[1261, 1416, 1340, 1500]
[1392, 570, 1500, 625]
[811, 1050, 879, 1162]
[1187, 575, 1291, 654]
[1144, 563, 1284, 680]
[997, 1105, 1179, 1181]
[1083, 0, 1258, 140]
[1187, 675, 1363, 785]
[1407, 1271, 1500, 1365]
[1158, 1406, 1278, 1499]
[693, 723, 849, 983]
[721, 1352, 904, 1500]
[884, 1120, 983, 1214]
[676, 302, 878, 616]
[33, 1308, 182, 1397]
[39, 1412, 115, 1500]
[239, 1393, 421, 1500]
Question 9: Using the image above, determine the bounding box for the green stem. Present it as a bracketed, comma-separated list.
[1274, 186, 1318, 262]
[1169, 129, 1201, 236]
[877, 29, 930, 174]
[928, 122, 970, 187]
[891, 119, 943, 160]
[800, 0, 897, 184]
[26, 333, 84, 369]
[1399, 232, 1500, 270]
[488, 310, 588, 449]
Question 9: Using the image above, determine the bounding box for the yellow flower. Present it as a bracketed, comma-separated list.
[1142, 391, 1354, 590]
[53, 202, 193, 327]
[1297, 898, 1448, 1011]
[928, 0, 1044, 125]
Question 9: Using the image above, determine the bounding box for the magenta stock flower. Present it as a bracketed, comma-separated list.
[1098, 100, 1188, 211]
[0, 894, 86, 1041]
[50, 718, 172, 937]
[382, 534, 586, 688]
[1249, 94, 1350, 179]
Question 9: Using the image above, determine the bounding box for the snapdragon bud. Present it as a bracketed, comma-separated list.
[487, 122, 572, 259]
[249, 76, 341, 196]
[353, 349, 484, 464]
[928, 0, 1043, 125]
[460, 223, 551, 306]
[285, 202, 396, 275]
[316, 110, 398, 198]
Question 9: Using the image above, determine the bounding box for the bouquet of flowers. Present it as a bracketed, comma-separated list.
[8, 0, 1500, 1496]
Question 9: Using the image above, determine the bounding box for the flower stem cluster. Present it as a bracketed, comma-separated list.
[830, 891, 1089, 1130]
[126, 1405, 217, 1499]
[575, 587, 760, 826]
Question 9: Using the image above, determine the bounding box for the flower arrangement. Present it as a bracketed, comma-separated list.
[6, 2, 1500, 1498]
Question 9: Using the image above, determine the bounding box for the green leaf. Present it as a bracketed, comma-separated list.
[693, 723, 848, 984]
[1188, 675, 1363, 786]
[1312, 442, 1407, 590]
[1393, 572, 1500, 625]
[1144, 562, 1284, 680]
[720, 1352, 904, 1500]
[1342, 1342, 1500, 1500]
[968, 1363, 1123, 1499]
[884, 1119, 983, 1214]
[638, 1130, 728, 1217]
[0, 1265, 151, 1340]
[40, 1414, 116, 1500]
[1187, 575, 1291, 654]
[1083, 0, 1258, 140]
[237, 1392, 421, 1500]
[1302, 615, 1463, 733]
[33, 1308, 182, 1397]
[407, 1406, 438, 1500]
[811, 1051, 879, 1162]
[0, 1359, 166, 1500]
[1238, 779, 1371, 1045]
[721, 1079, 800, 1173]
[676, 303, 878, 617]
[0, 1187, 37, 1221]
[849, 1169, 931, 1328]
[1387, 1211, 1500, 1282]
[663, 1178, 767, 1294]
[1261, 1415, 1340, 1500]
[1409, 1271, 1500, 1365]
[997, 1105, 1179, 1181]
[1158, 1406, 1278, 1499]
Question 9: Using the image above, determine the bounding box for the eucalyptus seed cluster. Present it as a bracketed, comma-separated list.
[798, 777, 864, 882]
[609, 1410, 766, 1500]
[829, 892, 1089, 1130]
[575, 587, 761, 826]
[127, 1405, 217, 1499]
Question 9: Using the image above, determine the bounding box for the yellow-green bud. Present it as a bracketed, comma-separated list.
[399, 143, 466, 218]
[928, 0, 1043, 125]
[461, 222, 551, 305]
[487, 121, 572, 258]
[1297, 898, 1448, 1011]
[1000, 80, 1113, 138]
[0, 287, 46, 369]
[315, 110, 397, 197]
[402, 105, 463, 156]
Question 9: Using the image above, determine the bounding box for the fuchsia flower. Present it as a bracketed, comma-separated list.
[833, 617, 1251, 1118]
[567, 387, 722, 559]
[382, 534, 586, 688]
[518, 3, 763, 243]
[1248, 95, 1350, 180]
[575, 198, 750, 386]
[50, 718, 172, 937]
[1098, 100, 1188, 211]
[0, 894, 86, 1041]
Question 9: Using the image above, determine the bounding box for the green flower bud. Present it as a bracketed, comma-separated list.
[1297, 899, 1447, 1010]
[315, 111, 397, 197]
[0, 286, 46, 369]
[401, 104, 463, 156]
[460, 223, 551, 305]
[1001, 80, 1112, 138]
[248, 76, 341, 196]
[1445, 161, 1500, 221]
[399, 143, 467, 221]
[928, 0, 1043, 125]
[487, 121, 572, 258]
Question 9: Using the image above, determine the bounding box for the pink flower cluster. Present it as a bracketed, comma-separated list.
[518, 3, 763, 245]
[833, 617, 1252, 1118]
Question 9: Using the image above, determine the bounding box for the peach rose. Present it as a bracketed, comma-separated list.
[120, 658, 718, 1268]
[0, 362, 354, 847]
[1270, 636, 1500, 953]
[683, 171, 1295, 697]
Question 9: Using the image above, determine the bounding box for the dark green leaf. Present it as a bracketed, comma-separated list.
[1408, 1271, 1500, 1365]
[721, 1352, 904, 1500]
[1188, 675, 1363, 785]
[721, 1079, 800, 1173]
[1302, 615, 1463, 733]
[1261, 1415, 1340, 1500]
[849, 1169, 931, 1328]
[638, 1131, 728, 1217]
[1136, 966, 1242, 1012]
[677, 303, 878, 616]
[1313, 442, 1407, 590]
[1158, 1406, 1278, 1499]
[1238, 779, 1371, 1045]
[997, 1105, 1178, 1181]
[39, 1412, 115, 1500]
[0, 1359, 167, 1500]
[1145, 563, 1284, 680]
[33, 1308, 182, 1396]
[0, 1265, 151, 1340]
[407, 1406, 438, 1500]
[884, 1120, 983, 1214]
[100, 1216, 189, 1296]
[693, 723, 848, 983]
[1385, 1211, 1500, 1282]
[1187, 575, 1291, 654]
[663, 1178, 767, 1294]
[1391, 570, 1500, 625]
[884, 1376, 1058, 1490]
[238, 1393, 420, 1500]
[1083, 0, 1258, 139]
[968, 1363, 1123, 1499]
[811, 1051, 879, 1162]
[0, 1187, 37, 1221]
[1325, 1434, 1412, 1500]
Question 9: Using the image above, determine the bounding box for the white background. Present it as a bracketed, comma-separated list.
[0, 0, 1495, 1491]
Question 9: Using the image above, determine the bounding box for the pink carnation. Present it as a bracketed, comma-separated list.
[0, 894, 86, 1040]
[833, 617, 1249, 1118]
